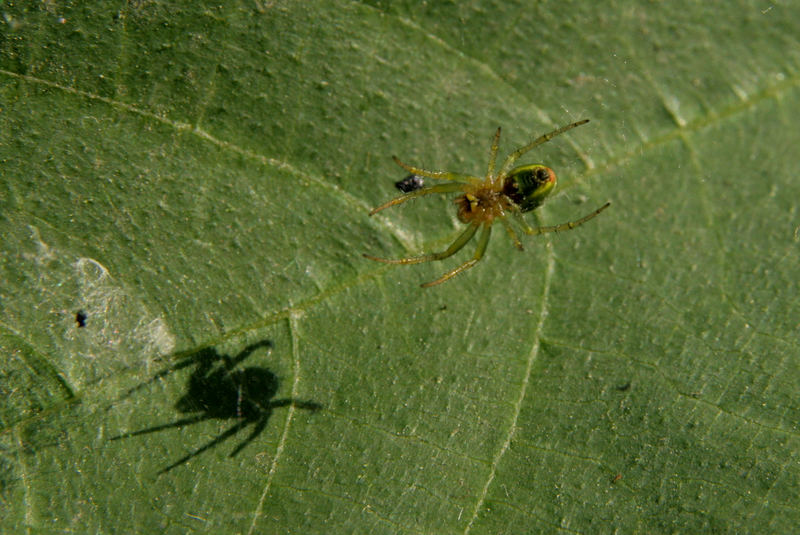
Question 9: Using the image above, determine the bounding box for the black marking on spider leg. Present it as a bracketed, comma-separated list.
[395, 174, 426, 193]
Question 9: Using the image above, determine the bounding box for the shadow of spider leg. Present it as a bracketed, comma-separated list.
[151, 396, 321, 474]
[110, 408, 260, 474]
[109, 341, 321, 474]
[160, 418, 255, 474]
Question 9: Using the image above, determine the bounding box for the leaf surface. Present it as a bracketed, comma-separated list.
[2, 1, 799, 533]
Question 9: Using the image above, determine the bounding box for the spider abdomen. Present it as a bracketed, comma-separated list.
[503, 164, 557, 213]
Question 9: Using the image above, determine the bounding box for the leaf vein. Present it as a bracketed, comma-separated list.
[463, 246, 556, 533]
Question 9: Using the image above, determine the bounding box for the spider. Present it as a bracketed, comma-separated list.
[110, 341, 321, 474]
[364, 119, 611, 287]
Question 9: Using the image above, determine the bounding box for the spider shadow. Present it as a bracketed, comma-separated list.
[110, 340, 321, 474]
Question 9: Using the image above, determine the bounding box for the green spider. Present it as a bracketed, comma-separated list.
[364, 119, 610, 287]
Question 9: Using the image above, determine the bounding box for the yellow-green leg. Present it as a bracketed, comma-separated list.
[518, 202, 611, 235]
[364, 221, 480, 265]
[499, 216, 524, 250]
[497, 119, 590, 178]
[486, 127, 502, 179]
[421, 223, 493, 287]
[369, 182, 469, 215]
[392, 156, 481, 184]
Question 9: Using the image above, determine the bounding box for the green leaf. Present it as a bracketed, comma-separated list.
[2, 1, 799, 533]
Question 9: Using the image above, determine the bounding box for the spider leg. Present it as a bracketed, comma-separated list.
[392, 156, 481, 183]
[369, 183, 469, 215]
[158, 419, 250, 474]
[499, 216, 524, 250]
[421, 223, 493, 287]
[364, 221, 479, 265]
[522, 202, 611, 236]
[226, 399, 322, 458]
[486, 127, 502, 179]
[497, 119, 589, 178]
[111, 347, 218, 404]
[512, 210, 536, 234]
[228, 340, 273, 368]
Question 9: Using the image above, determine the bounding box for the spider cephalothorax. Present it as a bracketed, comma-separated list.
[364, 119, 610, 287]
